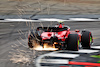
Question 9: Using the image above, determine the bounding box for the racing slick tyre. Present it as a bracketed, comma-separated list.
[67, 34, 79, 51]
[28, 35, 34, 48]
[28, 35, 40, 48]
[28, 31, 37, 48]
[28, 30, 42, 48]
[81, 31, 93, 49]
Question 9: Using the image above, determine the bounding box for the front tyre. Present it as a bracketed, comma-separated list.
[67, 34, 79, 51]
[81, 31, 93, 49]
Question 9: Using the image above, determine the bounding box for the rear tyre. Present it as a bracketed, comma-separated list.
[28, 30, 37, 48]
[67, 34, 79, 51]
[28, 30, 42, 48]
[28, 36, 40, 48]
[81, 31, 93, 49]
[28, 35, 34, 48]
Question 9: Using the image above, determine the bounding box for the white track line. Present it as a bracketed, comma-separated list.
[69, 18, 98, 21]
[4, 19, 39, 22]
[60, 49, 99, 54]
[0, 18, 100, 22]
[38, 18, 67, 21]
[47, 53, 79, 58]
[41, 59, 69, 64]
[77, 49, 99, 53]
[91, 46, 100, 49]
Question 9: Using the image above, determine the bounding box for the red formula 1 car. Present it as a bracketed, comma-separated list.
[28, 23, 93, 51]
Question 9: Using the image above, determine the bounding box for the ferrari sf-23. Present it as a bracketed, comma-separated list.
[28, 22, 93, 51]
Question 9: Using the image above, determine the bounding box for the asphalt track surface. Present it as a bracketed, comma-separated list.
[0, 21, 100, 67]
[0, 0, 100, 67]
[1, 0, 100, 18]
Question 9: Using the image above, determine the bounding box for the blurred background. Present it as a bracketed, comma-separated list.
[0, 0, 100, 18]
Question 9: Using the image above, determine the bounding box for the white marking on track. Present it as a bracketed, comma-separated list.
[47, 53, 79, 58]
[77, 49, 99, 53]
[60, 49, 99, 53]
[39, 18, 67, 21]
[0, 18, 100, 22]
[69, 18, 98, 21]
[4, 19, 39, 22]
[41, 59, 69, 64]
[91, 46, 100, 49]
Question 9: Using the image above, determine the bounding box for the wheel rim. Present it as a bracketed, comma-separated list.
[77, 39, 80, 50]
[78, 40, 80, 45]
[90, 36, 92, 44]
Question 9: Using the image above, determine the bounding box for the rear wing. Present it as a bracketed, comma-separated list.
[37, 27, 68, 32]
